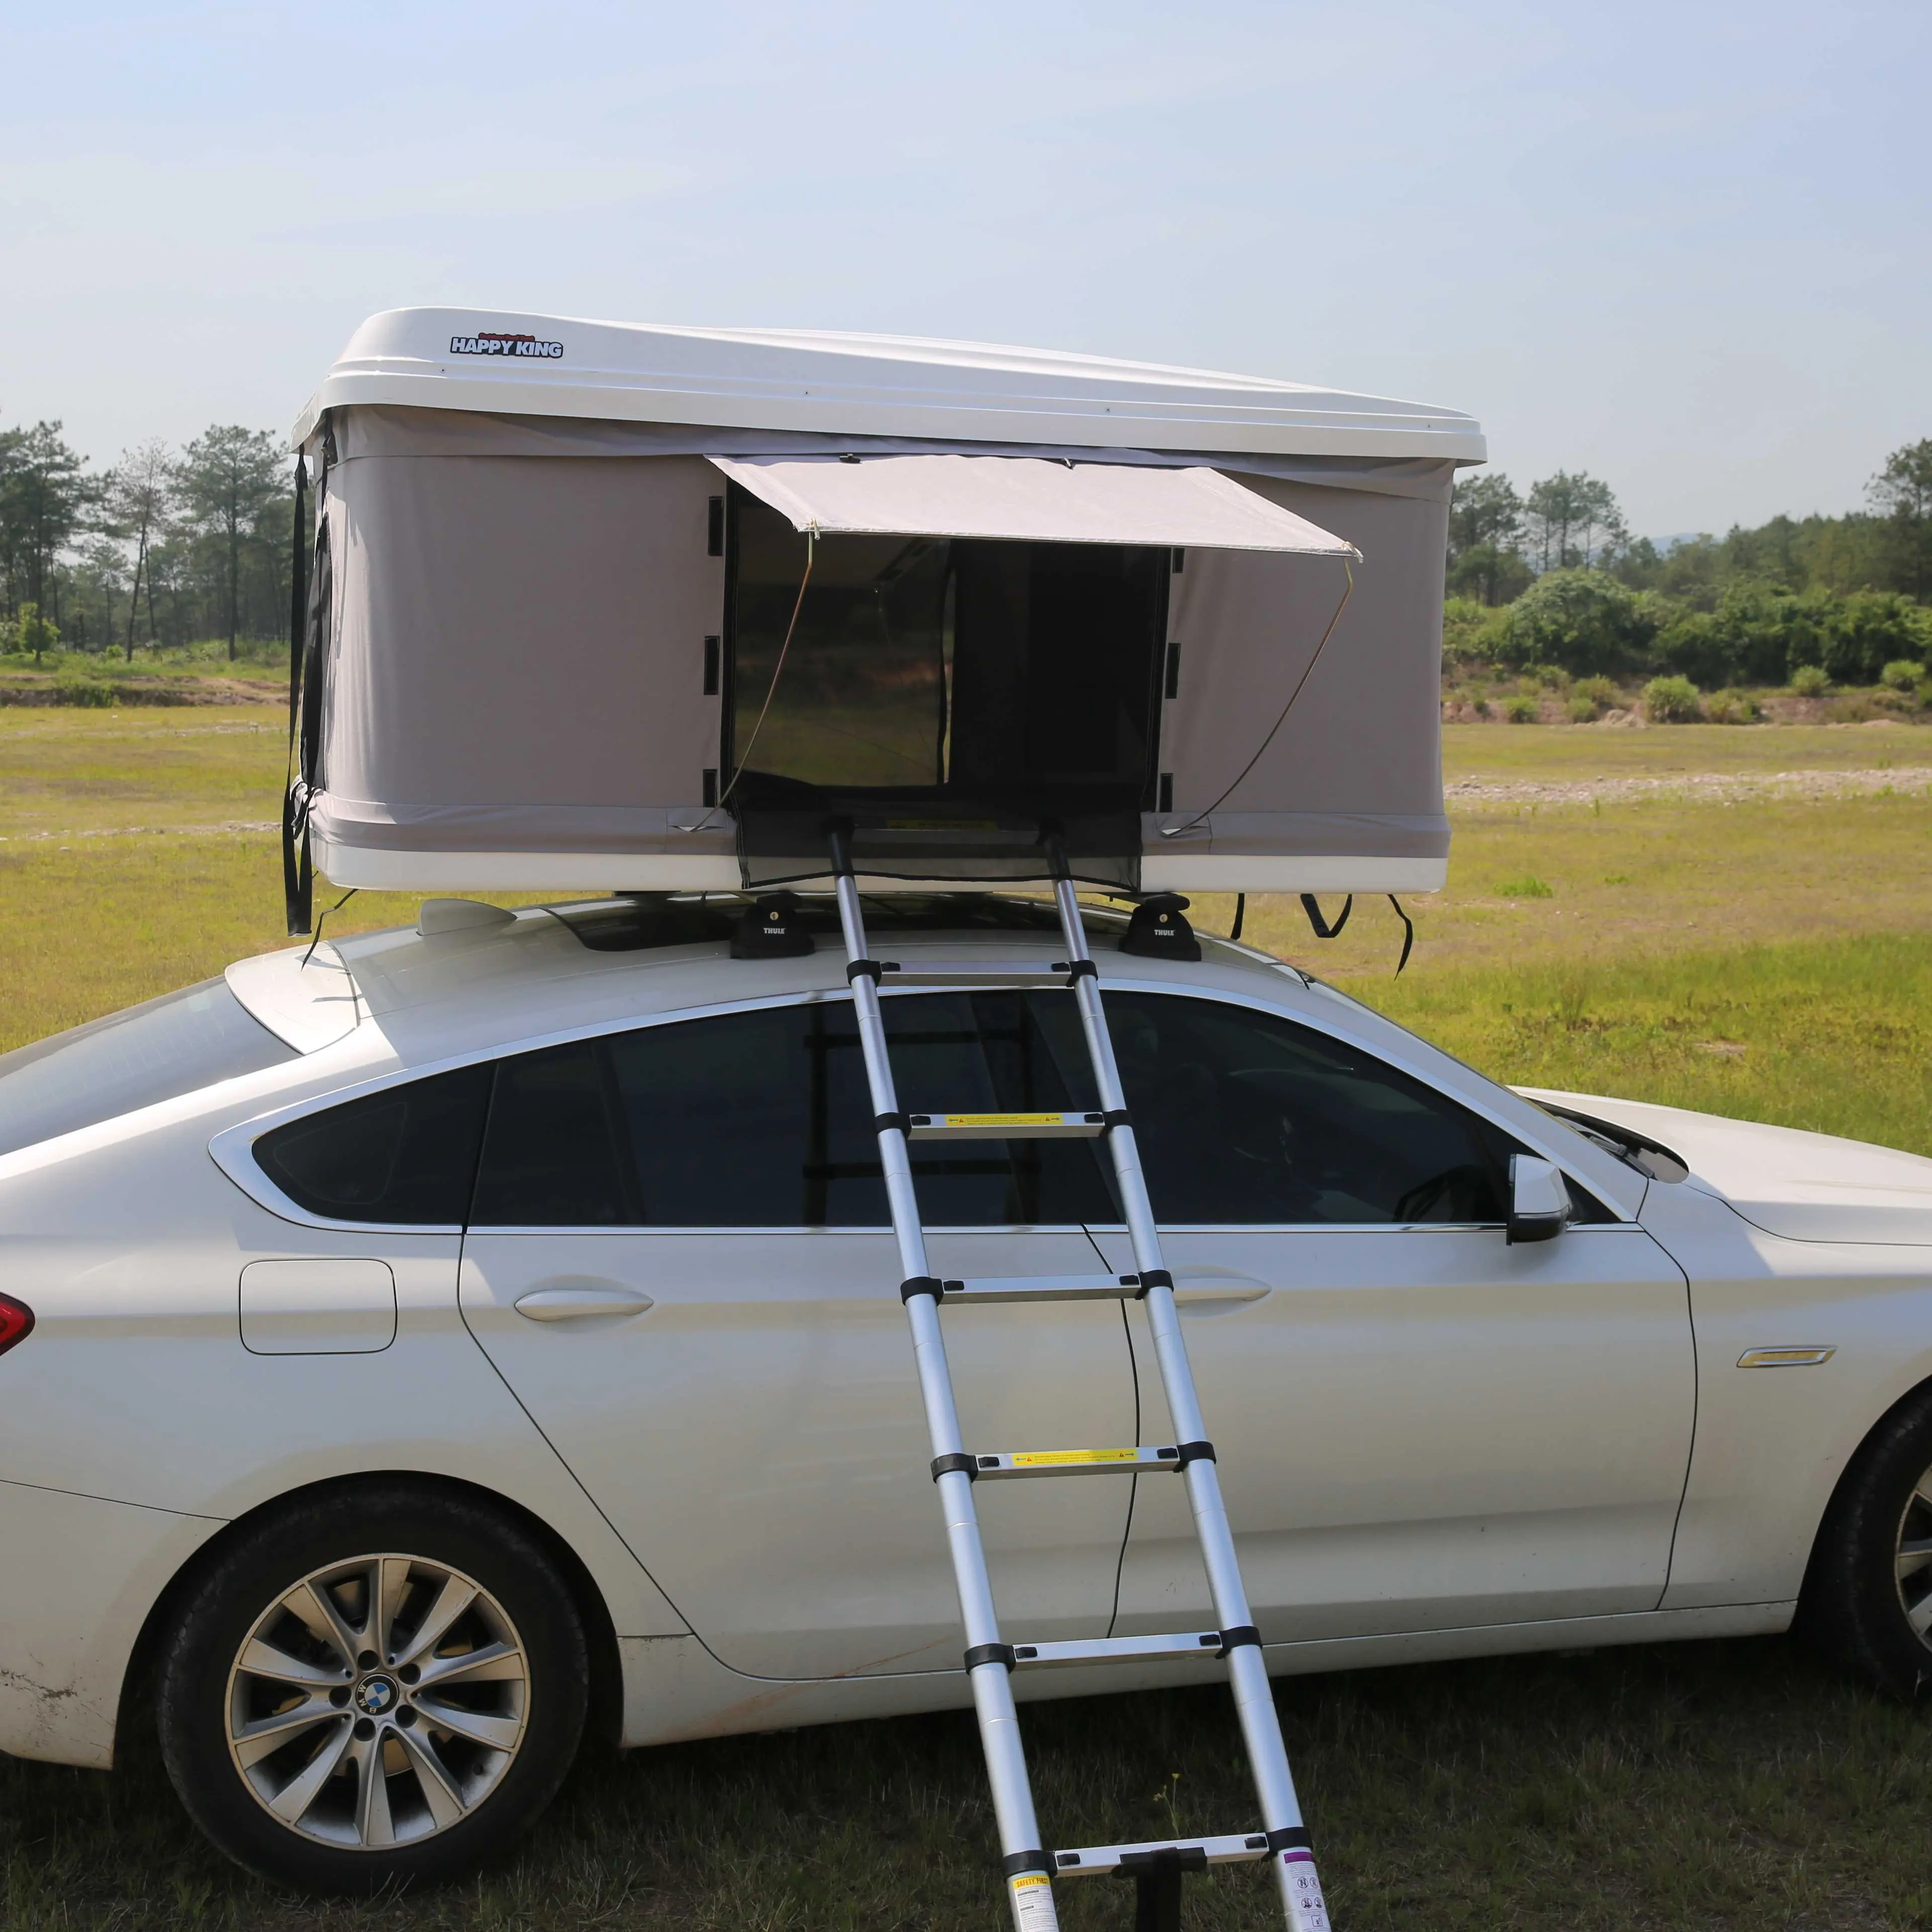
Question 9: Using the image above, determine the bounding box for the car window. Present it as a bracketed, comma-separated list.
[0, 979, 298, 1160]
[469, 1041, 635, 1226]
[344, 989, 1556, 1233]
[254, 1064, 494, 1224]
[466, 994, 1116, 1229]
[1105, 992, 1516, 1225]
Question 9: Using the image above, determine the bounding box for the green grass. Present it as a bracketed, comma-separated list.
[4, 713, 1932, 1927]
[11, 1644, 1932, 1929]
[1440, 719, 1932, 781]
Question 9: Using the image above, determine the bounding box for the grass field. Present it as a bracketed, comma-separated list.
[3, 711, 1931, 1928]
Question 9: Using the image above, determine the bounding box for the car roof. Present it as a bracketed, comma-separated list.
[228, 894, 1306, 1069]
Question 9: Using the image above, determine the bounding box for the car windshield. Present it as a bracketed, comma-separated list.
[0, 979, 297, 1159]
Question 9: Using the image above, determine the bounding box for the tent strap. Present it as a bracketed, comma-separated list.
[283, 415, 335, 935]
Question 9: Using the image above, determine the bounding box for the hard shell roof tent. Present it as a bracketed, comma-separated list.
[285, 309, 1482, 921]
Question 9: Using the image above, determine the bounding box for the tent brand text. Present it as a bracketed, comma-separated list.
[449, 334, 564, 359]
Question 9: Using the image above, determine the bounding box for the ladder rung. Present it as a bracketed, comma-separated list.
[970, 1446, 1180, 1479]
[1009, 1631, 1226, 1670]
[1053, 1833, 1273, 1876]
[875, 959, 1078, 988]
[907, 1110, 1106, 1141]
[940, 1273, 1144, 1304]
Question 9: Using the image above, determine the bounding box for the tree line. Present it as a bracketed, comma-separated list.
[1445, 440, 1932, 687]
[0, 419, 292, 663]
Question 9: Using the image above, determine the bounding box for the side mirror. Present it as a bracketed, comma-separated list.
[1508, 1154, 1569, 1244]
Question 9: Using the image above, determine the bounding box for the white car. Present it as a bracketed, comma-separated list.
[3, 893, 1929, 1893]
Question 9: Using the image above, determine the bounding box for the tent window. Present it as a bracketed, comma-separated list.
[723, 486, 1168, 813]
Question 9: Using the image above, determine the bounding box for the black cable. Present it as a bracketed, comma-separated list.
[300, 887, 358, 969]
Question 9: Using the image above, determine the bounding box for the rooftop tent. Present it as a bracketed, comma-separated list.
[288, 309, 1483, 907]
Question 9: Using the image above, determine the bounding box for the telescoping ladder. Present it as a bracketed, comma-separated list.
[829, 831, 1329, 1932]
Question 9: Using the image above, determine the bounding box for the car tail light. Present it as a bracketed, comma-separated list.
[0, 1295, 34, 1359]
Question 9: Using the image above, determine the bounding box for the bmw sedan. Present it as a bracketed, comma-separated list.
[2, 891, 1929, 1892]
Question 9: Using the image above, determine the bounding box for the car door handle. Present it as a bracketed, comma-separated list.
[1170, 1271, 1271, 1313]
[513, 1282, 655, 1323]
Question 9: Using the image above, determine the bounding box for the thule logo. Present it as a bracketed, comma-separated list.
[449, 333, 564, 360]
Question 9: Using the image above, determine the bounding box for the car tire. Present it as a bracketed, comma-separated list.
[1802, 1384, 1932, 1699]
[156, 1482, 588, 1892]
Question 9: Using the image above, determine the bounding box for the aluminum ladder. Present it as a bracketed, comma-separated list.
[829, 831, 1329, 1932]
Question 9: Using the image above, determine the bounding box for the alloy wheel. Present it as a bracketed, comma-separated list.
[224, 1552, 529, 1849]
[1895, 1467, 1932, 1647]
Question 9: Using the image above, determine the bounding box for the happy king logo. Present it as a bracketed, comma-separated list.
[449, 331, 564, 359]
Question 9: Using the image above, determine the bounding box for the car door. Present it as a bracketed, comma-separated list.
[459, 988, 1138, 1680]
[1083, 990, 1696, 1644]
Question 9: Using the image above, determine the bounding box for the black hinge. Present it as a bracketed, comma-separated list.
[703, 635, 720, 695]
[707, 496, 725, 556]
[1164, 640, 1181, 699]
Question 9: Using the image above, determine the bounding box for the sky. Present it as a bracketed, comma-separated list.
[2, 0, 1925, 539]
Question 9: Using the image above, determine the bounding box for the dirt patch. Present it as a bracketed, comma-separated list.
[0, 678, 281, 708]
[1446, 765, 1932, 807]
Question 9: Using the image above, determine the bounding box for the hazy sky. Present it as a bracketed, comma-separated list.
[3, 1, 1924, 537]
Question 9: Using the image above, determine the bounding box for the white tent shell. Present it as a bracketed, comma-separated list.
[289, 309, 1481, 902]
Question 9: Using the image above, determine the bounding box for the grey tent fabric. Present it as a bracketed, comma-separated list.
[304, 405, 1451, 894]
[313, 450, 727, 871]
[710, 454, 1358, 553]
[1149, 474, 1448, 886]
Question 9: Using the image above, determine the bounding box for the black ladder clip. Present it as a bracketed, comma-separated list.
[965, 1643, 1017, 1673]
[1174, 1439, 1217, 1468]
[931, 1452, 979, 1482]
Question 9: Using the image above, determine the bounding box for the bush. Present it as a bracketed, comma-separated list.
[1502, 693, 1540, 723]
[1441, 597, 1508, 670]
[1566, 694, 1601, 723]
[1790, 663, 1830, 697]
[1881, 660, 1925, 692]
[1703, 687, 1761, 725]
[1643, 674, 1703, 723]
[1823, 591, 1932, 685]
[1498, 570, 1656, 676]
[52, 675, 118, 708]
[5, 603, 59, 658]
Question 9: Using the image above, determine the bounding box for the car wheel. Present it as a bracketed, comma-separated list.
[1803, 1385, 1932, 1699]
[156, 1483, 588, 1892]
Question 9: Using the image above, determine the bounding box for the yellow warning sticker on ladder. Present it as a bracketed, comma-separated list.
[1010, 1448, 1139, 1467]
[1008, 1871, 1060, 1931]
[940, 1112, 1066, 1128]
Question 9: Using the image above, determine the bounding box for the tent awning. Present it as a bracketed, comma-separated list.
[708, 453, 1358, 556]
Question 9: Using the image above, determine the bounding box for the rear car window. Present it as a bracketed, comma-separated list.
[0, 979, 298, 1159]
[254, 1064, 494, 1224]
